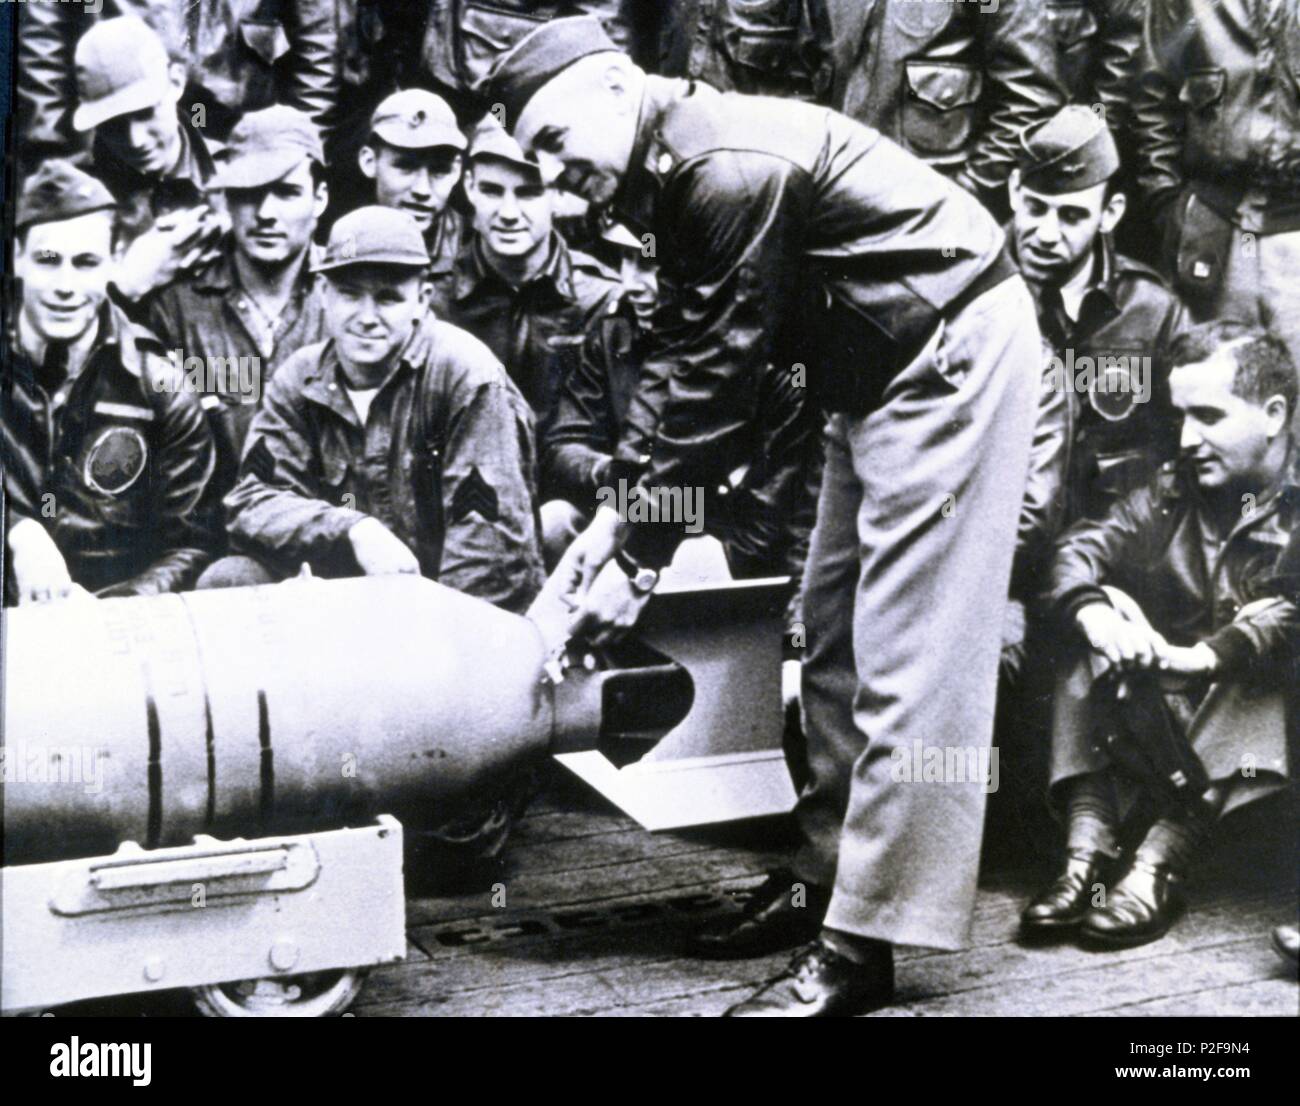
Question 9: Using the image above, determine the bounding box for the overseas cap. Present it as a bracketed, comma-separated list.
[1018, 105, 1120, 195]
[17, 159, 117, 231]
[314, 206, 431, 273]
[468, 123, 554, 183]
[370, 89, 467, 151]
[73, 17, 173, 132]
[485, 15, 620, 128]
[210, 106, 325, 190]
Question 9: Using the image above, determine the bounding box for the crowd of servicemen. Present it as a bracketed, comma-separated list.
[2, 1, 1298, 1010]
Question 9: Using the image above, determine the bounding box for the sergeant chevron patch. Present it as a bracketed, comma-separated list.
[450, 466, 499, 523]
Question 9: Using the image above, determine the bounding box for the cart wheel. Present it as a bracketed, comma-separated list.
[191, 968, 367, 1018]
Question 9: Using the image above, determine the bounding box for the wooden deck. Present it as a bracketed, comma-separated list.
[347, 769, 1297, 1018]
[53, 766, 1297, 1018]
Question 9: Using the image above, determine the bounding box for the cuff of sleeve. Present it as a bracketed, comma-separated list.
[1058, 585, 1111, 625]
[622, 522, 682, 572]
[1203, 624, 1256, 677]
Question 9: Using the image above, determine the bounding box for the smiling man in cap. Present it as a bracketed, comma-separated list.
[357, 89, 470, 274]
[487, 16, 1044, 1015]
[213, 204, 544, 618]
[429, 122, 617, 449]
[144, 106, 331, 502]
[4, 159, 220, 605]
[70, 16, 223, 299]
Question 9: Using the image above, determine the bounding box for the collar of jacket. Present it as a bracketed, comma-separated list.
[8, 302, 154, 388]
[299, 327, 421, 427]
[612, 76, 694, 238]
[191, 236, 323, 297]
[1155, 455, 1300, 523]
[451, 231, 577, 305]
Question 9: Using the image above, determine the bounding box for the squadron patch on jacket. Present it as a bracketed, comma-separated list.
[83, 426, 148, 496]
[450, 466, 499, 524]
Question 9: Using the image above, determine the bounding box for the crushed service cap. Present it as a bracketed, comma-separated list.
[1018, 105, 1120, 195]
[73, 17, 173, 132]
[371, 90, 467, 151]
[17, 159, 117, 231]
[314, 205, 431, 273]
[210, 106, 325, 190]
[485, 15, 619, 129]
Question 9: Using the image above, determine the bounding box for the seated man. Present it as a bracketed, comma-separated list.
[145, 106, 331, 502]
[1024, 321, 1298, 948]
[205, 206, 544, 617]
[3, 161, 220, 603]
[1008, 105, 1187, 525]
[542, 220, 820, 585]
[358, 89, 469, 273]
[71, 17, 224, 301]
[429, 124, 617, 428]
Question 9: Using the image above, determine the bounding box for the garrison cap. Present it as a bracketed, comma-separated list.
[468, 123, 554, 183]
[16, 159, 117, 231]
[73, 17, 173, 132]
[370, 90, 467, 151]
[314, 206, 431, 274]
[485, 15, 620, 127]
[1017, 105, 1120, 195]
[210, 106, 325, 190]
[210, 105, 325, 189]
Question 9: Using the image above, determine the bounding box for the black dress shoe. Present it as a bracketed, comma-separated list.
[722, 940, 895, 1017]
[1271, 924, 1299, 971]
[1080, 860, 1185, 949]
[1020, 850, 1113, 933]
[687, 870, 827, 960]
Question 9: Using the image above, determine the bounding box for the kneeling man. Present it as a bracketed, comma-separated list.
[208, 206, 544, 615]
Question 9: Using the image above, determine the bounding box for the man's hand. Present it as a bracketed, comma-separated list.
[1076, 600, 1170, 672]
[567, 557, 652, 646]
[348, 517, 420, 577]
[1158, 642, 1220, 677]
[114, 206, 224, 300]
[549, 506, 626, 612]
[8, 519, 74, 604]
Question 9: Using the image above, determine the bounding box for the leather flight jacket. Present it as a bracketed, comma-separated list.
[2, 305, 221, 599]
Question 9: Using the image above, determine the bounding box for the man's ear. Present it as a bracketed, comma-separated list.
[358, 145, 377, 180]
[1007, 168, 1023, 214]
[165, 61, 187, 101]
[1264, 394, 1290, 438]
[313, 180, 329, 219]
[1100, 191, 1128, 236]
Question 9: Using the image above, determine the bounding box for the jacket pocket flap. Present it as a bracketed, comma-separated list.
[904, 61, 983, 111]
[1179, 68, 1226, 110]
[239, 20, 291, 66]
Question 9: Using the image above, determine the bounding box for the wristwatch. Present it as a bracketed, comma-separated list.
[614, 548, 660, 595]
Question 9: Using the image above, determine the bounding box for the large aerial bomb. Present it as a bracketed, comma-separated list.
[2, 576, 591, 864]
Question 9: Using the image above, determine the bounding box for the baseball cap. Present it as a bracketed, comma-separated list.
[210, 106, 325, 190]
[314, 206, 432, 274]
[73, 17, 173, 132]
[370, 90, 467, 151]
